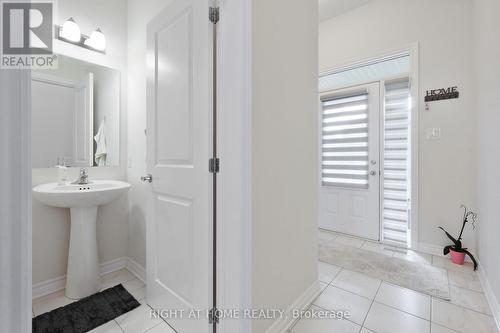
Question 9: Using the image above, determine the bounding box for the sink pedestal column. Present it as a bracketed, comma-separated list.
[66, 206, 101, 299]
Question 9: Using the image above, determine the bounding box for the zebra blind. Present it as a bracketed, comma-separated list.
[321, 93, 369, 188]
[383, 78, 411, 245]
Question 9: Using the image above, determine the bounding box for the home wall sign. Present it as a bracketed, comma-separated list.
[425, 86, 459, 102]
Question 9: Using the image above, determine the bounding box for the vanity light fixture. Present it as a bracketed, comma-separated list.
[59, 17, 81, 42]
[84, 28, 106, 52]
[56, 18, 106, 54]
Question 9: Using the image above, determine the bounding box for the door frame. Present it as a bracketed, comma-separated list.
[318, 44, 420, 248]
[0, 69, 32, 332]
[7, 1, 253, 333]
[216, 1, 252, 332]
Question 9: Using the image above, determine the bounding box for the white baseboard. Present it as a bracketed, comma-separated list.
[126, 257, 146, 283]
[265, 280, 322, 333]
[101, 257, 129, 276]
[32, 275, 67, 300]
[32, 257, 145, 300]
[477, 263, 500, 332]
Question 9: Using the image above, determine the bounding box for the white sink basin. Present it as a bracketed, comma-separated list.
[32, 180, 131, 299]
[32, 180, 131, 208]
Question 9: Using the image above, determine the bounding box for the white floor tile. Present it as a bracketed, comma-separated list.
[332, 269, 381, 299]
[129, 286, 147, 302]
[431, 298, 496, 333]
[318, 262, 342, 284]
[313, 286, 372, 325]
[393, 249, 432, 265]
[448, 270, 483, 292]
[123, 278, 146, 293]
[319, 230, 336, 242]
[102, 269, 136, 290]
[449, 285, 491, 315]
[32, 291, 76, 316]
[102, 269, 136, 283]
[145, 321, 176, 333]
[364, 302, 430, 333]
[88, 320, 124, 333]
[291, 315, 360, 333]
[360, 328, 375, 333]
[320, 281, 328, 291]
[431, 322, 460, 333]
[116, 304, 162, 333]
[333, 235, 365, 248]
[432, 256, 475, 273]
[361, 242, 397, 256]
[375, 282, 431, 320]
[315, 230, 495, 333]
[32, 289, 65, 305]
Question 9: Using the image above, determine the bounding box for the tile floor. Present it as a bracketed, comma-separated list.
[32, 269, 175, 333]
[290, 231, 498, 333]
[32, 232, 498, 333]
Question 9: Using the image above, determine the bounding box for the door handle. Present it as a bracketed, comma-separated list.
[370, 171, 377, 176]
[141, 174, 153, 183]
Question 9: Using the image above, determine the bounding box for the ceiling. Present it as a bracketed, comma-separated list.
[319, 0, 374, 22]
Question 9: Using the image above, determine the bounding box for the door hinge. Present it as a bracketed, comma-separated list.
[209, 307, 220, 324]
[209, 7, 219, 24]
[209, 158, 220, 173]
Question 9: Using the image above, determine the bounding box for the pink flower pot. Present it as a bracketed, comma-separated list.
[450, 249, 465, 265]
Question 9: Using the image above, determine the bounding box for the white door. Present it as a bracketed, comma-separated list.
[146, 0, 212, 332]
[319, 82, 380, 240]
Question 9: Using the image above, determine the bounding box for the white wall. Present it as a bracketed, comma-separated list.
[125, 0, 168, 268]
[319, 0, 477, 251]
[475, 0, 500, 314]
[54, 0, 127, 68]
[32, 0, 128, 285]
[251, 0, 319, 331]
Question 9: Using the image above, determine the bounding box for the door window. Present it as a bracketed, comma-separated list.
[320, 92, 370, 189]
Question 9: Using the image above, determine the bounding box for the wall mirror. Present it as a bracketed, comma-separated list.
[31, 54, 120, 168]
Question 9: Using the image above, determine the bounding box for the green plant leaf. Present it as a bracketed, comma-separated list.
[438, 227, 461, 248]
[443, 245, 452, 255]
[463, 250, 478, 271]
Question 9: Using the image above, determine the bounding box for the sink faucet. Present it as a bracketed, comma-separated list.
[73, 168, 90, 185]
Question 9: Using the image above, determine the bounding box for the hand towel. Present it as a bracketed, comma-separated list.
[94, 120, 107, 166]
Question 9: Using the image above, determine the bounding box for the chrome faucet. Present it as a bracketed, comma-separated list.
[73, 168, 90, 185]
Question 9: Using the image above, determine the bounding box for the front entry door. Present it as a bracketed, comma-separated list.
[319, 82, 380, 240]
[146, 0, 212, 332]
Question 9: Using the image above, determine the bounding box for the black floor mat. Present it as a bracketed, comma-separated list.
[32, 284, 141, 333]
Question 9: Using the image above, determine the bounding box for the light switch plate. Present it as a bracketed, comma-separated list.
[426, 128, 442, 140]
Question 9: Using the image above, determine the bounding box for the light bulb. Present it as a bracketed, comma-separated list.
[84, 28, 106, 51]
[60, 17, 81, 42]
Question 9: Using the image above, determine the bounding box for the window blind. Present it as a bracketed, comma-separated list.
[383, 78, 411, 245]
[321, 93, 369, 188]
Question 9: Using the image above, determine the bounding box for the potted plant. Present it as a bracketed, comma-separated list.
[438, 205, 478, 270]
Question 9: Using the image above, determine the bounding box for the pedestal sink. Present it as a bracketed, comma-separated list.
[32, 180, 131, 299]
